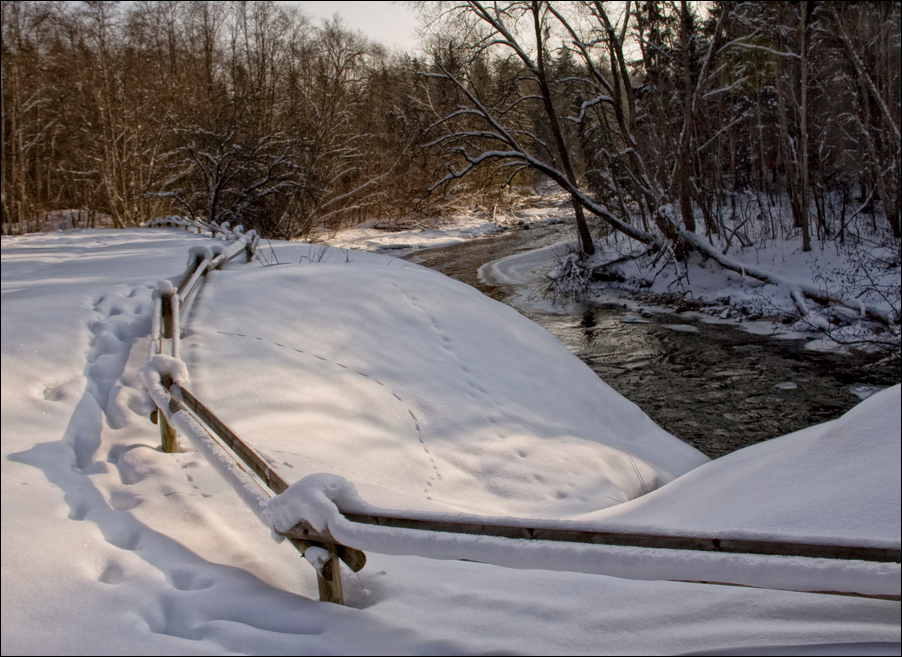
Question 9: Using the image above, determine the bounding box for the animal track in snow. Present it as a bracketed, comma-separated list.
[109, 489, 142, 511]
[97, 561, 128, 585]
[388, 281, 484, 403]
[168, 567, 216, 591]
[214, 329, 444, 492]
[42, 378, 81, 402]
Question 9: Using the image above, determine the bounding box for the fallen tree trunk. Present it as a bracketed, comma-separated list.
[680, 231, 895, 325]
[568, 188, 895, 326]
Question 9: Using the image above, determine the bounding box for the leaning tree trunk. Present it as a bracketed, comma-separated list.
[532, 0, 594, 257]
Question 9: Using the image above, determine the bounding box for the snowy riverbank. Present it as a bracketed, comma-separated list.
[323, 198, 900, 356]
[2, 228, 899, 654]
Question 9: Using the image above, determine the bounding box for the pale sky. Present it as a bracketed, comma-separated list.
[295, 1, 423, 51]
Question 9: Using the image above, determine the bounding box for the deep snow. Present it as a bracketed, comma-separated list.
[2, 228, 899, 655]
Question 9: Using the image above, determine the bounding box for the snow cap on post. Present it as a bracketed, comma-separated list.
[147, 353, 189, 387]
[139, 354, 190, 420]
[187, 245, 213, 266]
[155, 279, 174, 299]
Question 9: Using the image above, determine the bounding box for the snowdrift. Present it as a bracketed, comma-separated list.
[184, 256, 708, 519]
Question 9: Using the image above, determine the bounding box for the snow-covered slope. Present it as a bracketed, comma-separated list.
[184, 251, 706, 519]
[582, 385, 901, 547]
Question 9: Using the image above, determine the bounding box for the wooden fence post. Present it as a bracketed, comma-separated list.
[316, 545, 344, 605]
[245, 241, 255, 263]
[161, 290, 173, 339]
[159, 374, 178, 453]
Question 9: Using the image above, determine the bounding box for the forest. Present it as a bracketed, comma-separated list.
[2, 1, 900, 312]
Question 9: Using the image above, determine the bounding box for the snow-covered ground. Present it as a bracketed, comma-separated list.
[315, 205, 547, 254]
[2, 228, 899, 655]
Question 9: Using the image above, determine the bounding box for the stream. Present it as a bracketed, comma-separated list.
[404, 222, 900, 458]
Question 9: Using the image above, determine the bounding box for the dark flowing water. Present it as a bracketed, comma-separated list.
[405, 223, 900, 458]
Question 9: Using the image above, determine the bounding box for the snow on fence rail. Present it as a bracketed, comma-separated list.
[143, 218, 258, 453]
[139, 228, 901, 606]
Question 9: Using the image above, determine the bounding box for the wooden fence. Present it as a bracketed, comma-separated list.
[144, 220, 901, 606]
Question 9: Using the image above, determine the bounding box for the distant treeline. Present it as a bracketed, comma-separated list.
[2, 1, 899, 246]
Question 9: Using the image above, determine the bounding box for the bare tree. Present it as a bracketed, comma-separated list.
[155, 126, 298, 233]
[1, 0, 56, 233]
[422, 1, 720, 261]
[421, 1, 895, 322]
[424, 1, 600, 256]
[825, 1, 901, 240]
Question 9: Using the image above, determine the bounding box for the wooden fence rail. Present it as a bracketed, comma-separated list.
[330, 514, 901, 564]
[144, 222, 900, 606]
[146, 218, 356, 601]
